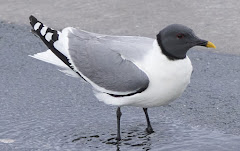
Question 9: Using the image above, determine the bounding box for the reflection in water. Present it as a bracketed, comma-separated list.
[2, 117, 240, 150]
[68, 120, 240, 151]
[71, 128, 153, 150]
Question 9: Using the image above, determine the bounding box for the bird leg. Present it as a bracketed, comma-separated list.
[143, 108, 154, 134]
[116, 107, 122, 141]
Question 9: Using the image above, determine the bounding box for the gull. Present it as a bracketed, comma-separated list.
[29, 15, 216, 140]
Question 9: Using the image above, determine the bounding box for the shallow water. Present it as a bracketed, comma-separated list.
[1, 114, 240, 151]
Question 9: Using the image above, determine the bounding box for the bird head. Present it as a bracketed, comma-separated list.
[157, 24, 216, 60]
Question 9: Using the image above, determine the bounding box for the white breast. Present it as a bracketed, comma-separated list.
[94, 40, 193, 108]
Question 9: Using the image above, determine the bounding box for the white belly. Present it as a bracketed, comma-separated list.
[94, 41, 193, 108]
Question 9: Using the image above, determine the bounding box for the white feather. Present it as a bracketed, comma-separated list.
[29, 49, 79, 78]
[53, 30, 69, 57]
[34, 22, 41, 30]
[40, 26, 48, 36]
[45, 33, 53, 42]
[29, 49, 67, 68]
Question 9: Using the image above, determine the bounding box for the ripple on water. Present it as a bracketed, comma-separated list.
[67, 120, 240, 151]
[1, 118, 240, 150]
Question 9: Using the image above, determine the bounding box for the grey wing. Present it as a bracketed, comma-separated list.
[67, 28, 153, 95]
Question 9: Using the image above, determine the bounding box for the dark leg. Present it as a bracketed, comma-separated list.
[143, 108, 154, 134]
[116, 107, 122, 141]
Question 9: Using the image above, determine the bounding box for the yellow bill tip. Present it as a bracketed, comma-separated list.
[206, 41, 216, 49]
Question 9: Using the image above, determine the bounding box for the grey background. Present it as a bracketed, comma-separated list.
[0, 0, 240, 150]
[0, 0, 240, 55]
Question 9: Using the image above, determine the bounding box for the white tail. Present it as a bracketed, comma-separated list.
[29, 49, 79, 78]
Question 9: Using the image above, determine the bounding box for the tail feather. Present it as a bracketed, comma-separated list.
[29, 50, 79, 78]
[29, 49, 67, 68]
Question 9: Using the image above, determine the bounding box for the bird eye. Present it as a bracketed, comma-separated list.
[176, 33, 184, 39]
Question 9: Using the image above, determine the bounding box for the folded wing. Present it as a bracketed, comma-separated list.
[66, 28, 153, 96]
[29, 15, 153, 96]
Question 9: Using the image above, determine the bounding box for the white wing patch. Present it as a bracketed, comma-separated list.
[40, 26, 48, 36]
[45, 33, 53, 42]
[34, 22, 41, 30]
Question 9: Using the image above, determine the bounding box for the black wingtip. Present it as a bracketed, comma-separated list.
[29, 15, 38, 27]
[28, 15, 86, 81]
[29, 15, 36, 22]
